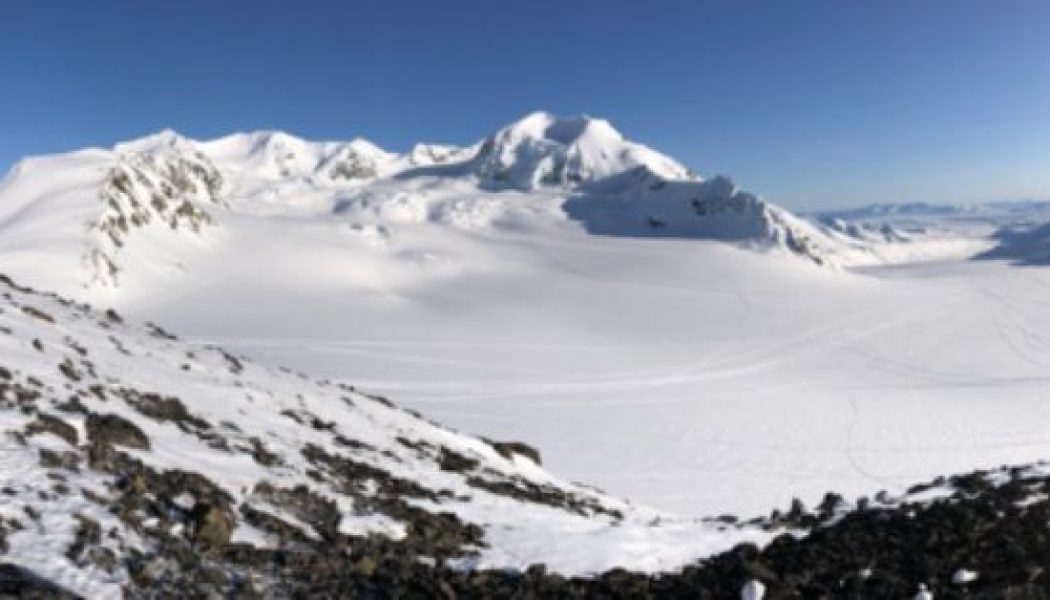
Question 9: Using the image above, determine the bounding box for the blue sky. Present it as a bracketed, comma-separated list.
[2, 1, 1049, 209]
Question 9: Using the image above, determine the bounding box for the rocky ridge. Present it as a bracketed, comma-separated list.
[0, 272, 682, 597]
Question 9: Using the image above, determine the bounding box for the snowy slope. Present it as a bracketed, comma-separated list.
[0, 273, 779, 596]
[0, 112, 885, 296]
[0, 131, 227, 290]
[4, 114, 1050, 526]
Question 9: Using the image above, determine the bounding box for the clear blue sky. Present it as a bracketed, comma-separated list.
[2, 1, 1049, 209]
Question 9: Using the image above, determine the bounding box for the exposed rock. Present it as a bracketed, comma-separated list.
[189, 504, 234, 553]
[118, 390, 210, 431]
[20, 306, 55, 324]
[491, 440, 542, 465]
[85, 412, 150, 450]
[438, 447, 480, 473]
[0, 563, 79, 599]
[38, 448, 81, 471]
[25, 412, 78, 446]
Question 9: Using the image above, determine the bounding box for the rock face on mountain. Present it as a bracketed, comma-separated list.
[565, 171, 836, 264]
[0, 112, 878, 292]
[87, 133, 226, 286]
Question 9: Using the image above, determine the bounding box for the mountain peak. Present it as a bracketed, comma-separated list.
[498, 112, 624, 146]
[471, 112, 688, 189]
[113, 128, 196, 155]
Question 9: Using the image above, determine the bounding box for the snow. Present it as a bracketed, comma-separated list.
[2, 111, 1050, 534]
[0, 427, 129, 598]
[0, 273, 785, 594]
[914, 583, 934, 600]
[952, 568, 978, 585]
[741, 579, 766, 600]
[103, 242, 1050, 519]
[469, 111, 692, 188]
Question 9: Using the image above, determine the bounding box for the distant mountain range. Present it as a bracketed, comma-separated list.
[811, 200, 1050, 222]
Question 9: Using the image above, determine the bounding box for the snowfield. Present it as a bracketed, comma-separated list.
[160, 243, 1050, 519]
[2, 111, 1049, 530]
[0, 274, 783, 595]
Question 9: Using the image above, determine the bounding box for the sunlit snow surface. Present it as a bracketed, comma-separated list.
[2, 114, 1049, 526]
[158, 238, 1050, 519]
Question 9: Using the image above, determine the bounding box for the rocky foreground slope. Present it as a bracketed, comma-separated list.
[3, 276, 1050, 597]
[0, 272, 777, 597]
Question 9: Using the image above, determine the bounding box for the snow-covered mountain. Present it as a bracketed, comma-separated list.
[0, 112, 888, 293]
[5, 113, 1048, 528]
[802, 199, 1050, 266]
[814, 200, 1050, 222]
[466, 112, 692, 187]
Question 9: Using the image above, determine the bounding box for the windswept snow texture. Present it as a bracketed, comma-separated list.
[2, 113, 1050, 522]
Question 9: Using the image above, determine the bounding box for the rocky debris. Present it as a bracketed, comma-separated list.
[0, 563, 79, 599]
[117, 389, 210, 432]
[198, 463, 1050, 598]
[25, 412, 78, 446]
[65, 514, 102, 564]
[20, 306, 55, 324]
[333, 434, 376, 452]
[85, 412, 150, 450]
[38, 448, 82, 471]
[489, 440, 542, 465]
[438, 446, 480, 473]
[10, 421, 1050, 598]
[301, 443, 449, 502]
[65, 460, 1050, 598]
[247, 481, 341, 542]
[188, 504, 234, 553]
[466, 474, 622, 520]
[84, 448, 241, 564]
[396, 435, 433, 454]
[246, 436, 282, 467]
[144, 322, 177, 341]
[57, 358, 81, 381]
[215, 347, 244, 374]
[8, 273, 1050, 598]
